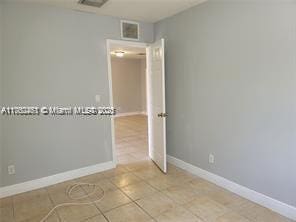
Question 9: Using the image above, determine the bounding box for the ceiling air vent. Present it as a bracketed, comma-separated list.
[78, 0, 108, 8]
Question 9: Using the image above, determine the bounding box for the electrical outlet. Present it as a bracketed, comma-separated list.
[209, 154, 215, 164]
[8, 165, 15, 175]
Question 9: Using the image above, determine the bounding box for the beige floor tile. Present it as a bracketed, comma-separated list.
[85, 215, 108, 222]
[48, 185, 101, 222]
[102, 167, 129, 178]
[19, 212, 60, 222]
[136, 192, 176, 217]
[166, 167, 196, 182]
[95, 189, 131, 212]
[94, 179, 119, 193]
[118, 154, 139, 164]
[57, 203, 100, 222]
[46, 180, 78, 195]
[123, 161, 158, 172]
[162, 184, 199, 205]
[114, 115, 150, 166]
[166, 164, 183, 174]
[0, 197, 13, 208]
[129, 151, 150, 160]
[48, 183, 100, 222]
[155, 206, 203, 222]
[146, 175, 177, 191]
[164, 173, 194, 187]
[104, 203, 151, 222]
[116, 148, 135, 156]
[14, 202, 53, 222]
[207, 189, 249, 210]
[214, 212, 251, 222]
[75, 173, 106, 184]
[78, 185, 105, 204]
[47, 183, 87, 205]
[13, 189, 49, 204]
[120, 181, 158, 200]
[81, 179, 119, 197]
[234, 202, 293, 222]
[13, 189, 53, 222]
[109, 173, 142, 188]
[0, 197, 14, 222]
[188, 179, 222, 195]
[183, 196, 229, 222]
[133, 168, 165, 180]
[0, 206, 14, 222]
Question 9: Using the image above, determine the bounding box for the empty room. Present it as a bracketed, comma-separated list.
[0, 1, 296, 222]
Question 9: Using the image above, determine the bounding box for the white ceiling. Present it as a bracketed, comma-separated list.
[110, 44, 146, 59]
[23, 0, 207, 23]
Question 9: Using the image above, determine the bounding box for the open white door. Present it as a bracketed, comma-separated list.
[148, 39, 167, 173]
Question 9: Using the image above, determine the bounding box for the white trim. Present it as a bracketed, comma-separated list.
[107, 39, 148, 48]
[146, 46, 152, 159]
[115, 111, 146, 118]
[167, 155, 296, 220]
[107, 39, 117, 166]
[106, 39, 148, 166]
[120, 20, 140, 41]
[0, 161, 115, 198]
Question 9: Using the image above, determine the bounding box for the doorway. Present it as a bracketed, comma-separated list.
[107, 39, 167, 172]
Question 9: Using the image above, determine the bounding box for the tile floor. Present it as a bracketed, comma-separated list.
[115, 115, 150, 165]
[0, 115, 294, 222]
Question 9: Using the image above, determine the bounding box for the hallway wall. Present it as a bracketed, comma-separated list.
[112, 57, 146, 114]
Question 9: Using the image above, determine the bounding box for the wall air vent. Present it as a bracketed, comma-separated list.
[78, 0, 109, 8]
[121, 20, 140, 41]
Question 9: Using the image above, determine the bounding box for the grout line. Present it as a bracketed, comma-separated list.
[111, 177, 159, 221]
[83, 213, 103, 222]
[101, 214, 111, 222]
[94, 179, 155, 220]
[12, 197, 15, 221]
[133, 200, 156, 221]
[101, 201, 133, 214]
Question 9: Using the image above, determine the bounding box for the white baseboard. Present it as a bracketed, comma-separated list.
[167, 155, 296, 220]
[115, 111, 147, 117]
[0, 161, 115, 198]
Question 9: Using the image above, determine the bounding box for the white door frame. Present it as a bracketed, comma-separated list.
[106, 39, 149, 166]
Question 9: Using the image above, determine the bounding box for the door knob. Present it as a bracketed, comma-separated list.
[158, 113, 168, 118]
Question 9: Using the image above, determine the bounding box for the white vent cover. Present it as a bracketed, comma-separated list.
[78, 0, 108, 8]
[121, 20, 140, 41]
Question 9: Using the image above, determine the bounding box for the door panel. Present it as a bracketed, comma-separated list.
[148, 39, 167, 173]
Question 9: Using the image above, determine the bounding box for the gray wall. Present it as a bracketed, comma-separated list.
[111, 58, 145, 114]
[0, 2, 3, 186]
[155, 1, 296, 207]
[1, 2, 153, 186]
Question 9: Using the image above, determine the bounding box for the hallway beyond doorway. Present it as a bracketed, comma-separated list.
[115, 115, 149, 164]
